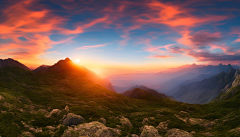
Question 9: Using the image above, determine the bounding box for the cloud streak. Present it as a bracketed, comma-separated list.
[77, 44, 108, 49]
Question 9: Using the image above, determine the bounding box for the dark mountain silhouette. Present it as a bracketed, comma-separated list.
[33, 65, 50, 73]
[123, 85, 169, 99]
[0, 58, 29, 70]
[172, 67, 237, 104]
[122, 88, 158, 99]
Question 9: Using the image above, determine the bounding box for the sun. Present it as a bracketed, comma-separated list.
[76, 58, 80, 63]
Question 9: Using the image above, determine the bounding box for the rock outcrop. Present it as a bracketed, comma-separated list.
[118, 115, 133, 129]
[45, 109, 61, 118]
[156, 120, 169, 132]
[140, 125, 161, 137]
[99, 117, 106, 125]
[62, 113, 86, 126]
[166, 128, 193, 137]
[62, 121, 121, 137]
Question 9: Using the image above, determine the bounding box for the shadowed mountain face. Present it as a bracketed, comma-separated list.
[33, 65, 50, 73]
[172, 68, 237, 104]
[34, 58, 116, 92]
[0, 58, 29, 70]
[122, 85, 169, 99]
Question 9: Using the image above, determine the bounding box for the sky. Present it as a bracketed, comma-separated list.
[0, 0, 240, 77]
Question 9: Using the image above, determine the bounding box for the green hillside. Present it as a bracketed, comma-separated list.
[1, 59, 240, 137]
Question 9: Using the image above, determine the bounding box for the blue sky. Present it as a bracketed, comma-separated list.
[0, 0, 240, 76]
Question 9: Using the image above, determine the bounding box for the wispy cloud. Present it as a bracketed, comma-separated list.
[146, 55, 174, 58]
[77, 44, 108, 50]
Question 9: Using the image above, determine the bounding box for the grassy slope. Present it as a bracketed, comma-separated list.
[0, 67, 240, 137]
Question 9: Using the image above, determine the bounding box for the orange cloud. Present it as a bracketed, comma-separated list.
[0, 0, 112, 67]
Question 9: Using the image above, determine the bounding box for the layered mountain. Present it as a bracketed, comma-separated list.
[160, 63, 236, 93]
[0, 58, 29, 70]
[172, 68, 237, 104]
[2, 58, 240, 136]
[122, 85, 169, 99]
[33, 58, 116, 92]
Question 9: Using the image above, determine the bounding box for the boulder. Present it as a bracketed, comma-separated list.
[118, 115, 133, 129]
[229, 127, 240, 135]
[20, 131, 34, 137]
[140, 125, 161, 137]
[188, 118, 215, 128]
[45, 109, 61, 118]
[62, 121, 121, 137]
[203, 132, 214, 136]
[142, 118, 150, 125]
[65, 105, 69, 112]
[190, 131, 196, 135]
[62, 113, 86, 126]
[99, 117, 106, 125]
[156, 120, 169, 132]
[166, 128, 193, 137]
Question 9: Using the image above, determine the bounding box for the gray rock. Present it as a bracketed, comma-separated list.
[99, 117, 106, 125]
[65, 105, 69, 112]
[190, 131, 196, 135]
[166, 128, 193, 137]
[142, 118, 150, 125]
[62, 113, 86, 126]
[203, 132, 214, 136]
[61, 121, 120, 137]
[45, 109, 61, 118]
[20, 131, 34, 137]
[140, 125, 161, 137]
[118, 115, 133, 129]
[156, 120, 169, 132]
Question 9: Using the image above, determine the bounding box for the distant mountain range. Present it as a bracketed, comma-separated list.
[171, 67, 238, 104]
[109, 63, 240, 93]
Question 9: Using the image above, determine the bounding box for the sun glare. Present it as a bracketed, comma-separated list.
[75, 59, 80, 63]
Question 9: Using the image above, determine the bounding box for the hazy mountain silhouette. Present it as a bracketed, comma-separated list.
[0, 58, 29, 70]
[172, 67, 237, 104]
[122, 85, 169, 99]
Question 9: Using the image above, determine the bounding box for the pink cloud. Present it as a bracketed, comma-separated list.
[146, 55, 174, 58]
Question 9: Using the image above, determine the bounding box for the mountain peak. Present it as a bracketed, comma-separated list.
[64, 57, 71, 62]
[219, 63, 223, 66]
[0, 58, 29, 70]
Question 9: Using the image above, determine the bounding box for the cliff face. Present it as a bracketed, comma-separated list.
[0, 58, 29, 70]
